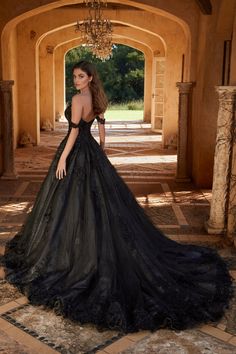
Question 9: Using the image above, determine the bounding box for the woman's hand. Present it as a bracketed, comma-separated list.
[56, 157, 67, 179]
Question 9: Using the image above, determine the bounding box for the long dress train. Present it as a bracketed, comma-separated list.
[3, 106, 234, 333]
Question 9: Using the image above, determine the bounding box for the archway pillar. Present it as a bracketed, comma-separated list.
[54, 46, 65, 119]
[206, 86, 236, 239]
[0, 80, 18, 179]
[143, 53, 152, 122]
[227, 136, 236, 246]
[175, 82, 195, 182]
[39, 44, 55, 130]
[17, 21, 39, 145]
[54, 36, 154, 123]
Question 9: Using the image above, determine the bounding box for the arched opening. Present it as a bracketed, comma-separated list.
[0, 0, 192, 197]
[1, 1, 190, 150]
[65, 44, 144, 121]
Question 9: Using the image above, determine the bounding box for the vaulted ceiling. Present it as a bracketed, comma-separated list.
[63, 1, 212, 15]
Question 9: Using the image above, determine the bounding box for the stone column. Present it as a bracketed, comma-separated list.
[226, 87, 236, 244]
[0, 80, 18, 180]
[227, 138, 236, 244]
[143, 52, 152, 123]
[54, 46, 66, 120]
[206, 86, 236, 234]
[39, 44, 55, 131]
[175, 82, 194, 182]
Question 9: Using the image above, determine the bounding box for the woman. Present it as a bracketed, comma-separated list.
[3, 60, 234, 334]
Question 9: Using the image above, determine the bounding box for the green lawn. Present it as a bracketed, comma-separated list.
[105, 110, 144, 121]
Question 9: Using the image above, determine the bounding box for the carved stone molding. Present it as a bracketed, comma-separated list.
[165, 133, 177, 149]
[206, 86, 236, 238]
[46, 45, 54, 54]
[227, 145, 236, 244]
[55, 112, 61, 122]
[30, 30, 36, 40]
[18, 131, 35, 147]
[0, 80, 18, 180]
[226, 90, 236, 244]
[40, 119, 53, 131]
[175, 82, 195, 182]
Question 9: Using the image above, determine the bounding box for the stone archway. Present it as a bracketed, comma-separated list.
[11, 9, 187, 151]
[38, 24, 164, 130]
[1, 1, 190, 146]
[53, 39, 154, 126]
[0, 0, 194, 186]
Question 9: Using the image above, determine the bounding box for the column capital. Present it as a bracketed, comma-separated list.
[215, 86, 236, 100]
[0, 80, 14, 92]
[176, 82, 195, 93]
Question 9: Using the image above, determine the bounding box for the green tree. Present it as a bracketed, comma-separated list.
[65, 44, 144, 104]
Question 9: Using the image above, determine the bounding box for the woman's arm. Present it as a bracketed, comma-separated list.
[98, 113, 106, 150]
[56, 95, 82, 179]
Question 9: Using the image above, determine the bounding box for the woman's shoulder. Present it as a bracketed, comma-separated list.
[72, 93, 83, 103]
[72, 93, 92, 105]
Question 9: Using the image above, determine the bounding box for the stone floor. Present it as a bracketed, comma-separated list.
[0, 119, 236, 353]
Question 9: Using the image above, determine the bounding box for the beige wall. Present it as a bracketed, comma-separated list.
[230, 7, 236, 85]
[191, 0, 236, 186]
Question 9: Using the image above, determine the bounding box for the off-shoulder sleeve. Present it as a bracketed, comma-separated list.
[96, 115, 106, 124]
[69, 121, 80, 128]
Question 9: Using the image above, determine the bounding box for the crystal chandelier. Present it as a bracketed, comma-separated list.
[75, 0, 113, 60]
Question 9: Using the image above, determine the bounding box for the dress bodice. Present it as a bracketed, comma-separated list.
[64, 104, 105, 134]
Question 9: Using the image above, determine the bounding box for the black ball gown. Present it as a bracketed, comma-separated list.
[3, 105, 234, 334]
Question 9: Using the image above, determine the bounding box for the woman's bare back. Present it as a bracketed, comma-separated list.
[79, 93, 94, 121]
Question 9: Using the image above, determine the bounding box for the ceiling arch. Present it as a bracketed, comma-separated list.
[39, 23, 165, 55]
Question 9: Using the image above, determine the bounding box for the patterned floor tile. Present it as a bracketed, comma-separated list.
[180, 205, 210, 227]
[120, 328, 236, 353]
[4, 304, 123, 354]
[0, 281, 22, 306]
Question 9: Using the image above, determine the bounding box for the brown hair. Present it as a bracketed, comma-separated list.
[72, 60, 108, 115]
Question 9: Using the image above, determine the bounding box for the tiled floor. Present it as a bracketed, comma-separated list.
[0, 119, 236, 353]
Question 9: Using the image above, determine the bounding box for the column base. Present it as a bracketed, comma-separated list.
[205, 220, 225, 234]
[1, 172, 19, 180]
[225, 233, 236, 248]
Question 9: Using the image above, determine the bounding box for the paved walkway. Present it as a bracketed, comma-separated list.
[0, 120, 235, 353]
